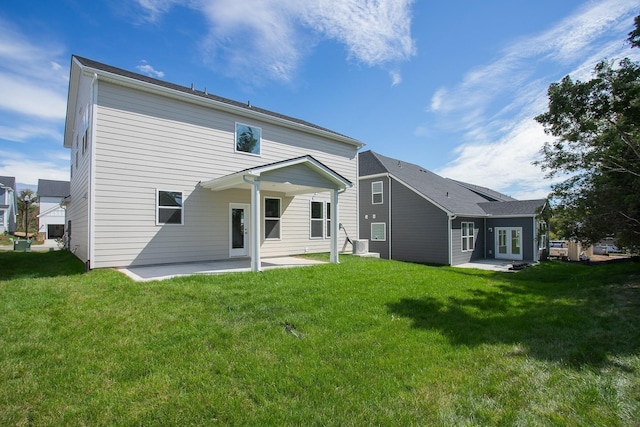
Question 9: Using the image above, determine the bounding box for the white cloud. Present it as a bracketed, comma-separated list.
[389, 70, 402, 86]
[134, 0, 415, 83]
[0, 150, 69, 186]
[136, 60, 165, 78]
[0, 124, 63, 143]
[429, 0, 640, 200]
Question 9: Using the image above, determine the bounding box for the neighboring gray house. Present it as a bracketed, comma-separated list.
[63, 56, 362, 271]
[0, 176, 17, 234]
[359, 150, 547, 265]
[37, 179, 70, 239]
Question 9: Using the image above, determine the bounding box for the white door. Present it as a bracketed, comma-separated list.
[229, 203, 250, 257]
[495, 227, 523, 260]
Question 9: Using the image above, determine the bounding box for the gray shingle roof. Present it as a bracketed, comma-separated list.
[358, 150, 545, 217]
[0, 176, 16, 190]
[73, 55, 362, 145]
[38, 179, 70, 198]
[447, 178, 517, 202]
[479, 199, 546, 216]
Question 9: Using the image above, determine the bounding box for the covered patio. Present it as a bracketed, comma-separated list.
[200, 155, 352, 272]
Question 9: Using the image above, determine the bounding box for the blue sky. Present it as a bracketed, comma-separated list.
[1, 0, 639, 198]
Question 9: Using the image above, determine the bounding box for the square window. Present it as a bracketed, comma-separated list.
[235, 123, 261, 155]
[371, 222, 386, 241]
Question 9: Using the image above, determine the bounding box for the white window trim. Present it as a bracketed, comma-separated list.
[156, 189, 184, 226]
[234, 122, 262, 157]
[371, 222, 386, 241]
[264, 196, 281, 240]
[325, 201, 331, 239]
[461, 221, 474, 252]
[372, 181, 383, 205]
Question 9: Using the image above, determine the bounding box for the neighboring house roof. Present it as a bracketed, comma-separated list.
[38, 179, 70, 198]
[0, 176, 16, 191]
[447, 179, 517, 202]
[67, 55, 363, 149]
[479, 199, 546, 216]
[359, 150, 490, 216]
[358, 150, 545, 217]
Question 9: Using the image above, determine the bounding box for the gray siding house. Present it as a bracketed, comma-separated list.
[0, 176, 17, 234]
[359, 150, 547, 266]
[63, 56, 362, 271]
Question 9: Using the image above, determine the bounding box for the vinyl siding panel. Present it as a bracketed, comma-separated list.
[66, 73, 92, 263]
[390, 179, 449, 265]
[450, 217, 484, 265]
[358, 176, 390, 258]
[89, 81, 357, 267]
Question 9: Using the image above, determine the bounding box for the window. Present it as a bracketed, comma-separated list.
[157, 190, 183, 225]
[326, 202, 331, 238]
[235, 122, 261, 155]
[310, 201, 323, 239]
[82, 106, 89, 155]
[461, 222, 474, 252]
[264, 197, 281, 239]
[371, 223, 386, 241]
[372, 181, 383, 204]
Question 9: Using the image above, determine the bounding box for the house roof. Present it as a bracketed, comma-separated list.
[201, 155, 351, 195]
[358, 150, 545, 217]
[359, 150, 489, 216]
[479, 199, 546, 216]
[447, 178, 517, 202]
[38, 179, 70, 198]
[0, 176, 16, 190]
[67, 56, 364, 149]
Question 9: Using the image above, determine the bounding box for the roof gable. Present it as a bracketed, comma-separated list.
[0, 176, 16, 190]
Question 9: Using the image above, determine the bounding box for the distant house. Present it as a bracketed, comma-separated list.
[0, 176, 17, 234]
[63, 56, 362, 270]
[358, 150, 548, 265]
[37, 179, 70, 240]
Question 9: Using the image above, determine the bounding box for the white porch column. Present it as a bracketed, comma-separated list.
[330, 189, 340, 264]
[251, 180, 261, 272]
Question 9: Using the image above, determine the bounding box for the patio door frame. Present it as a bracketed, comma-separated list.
[495, 227, 523, 261]
[229, 203, 250, 257]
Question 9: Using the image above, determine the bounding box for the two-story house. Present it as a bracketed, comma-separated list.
[0, 176, 17, 235]
[37, 179, 70, 240]
[359, 150, 548, 266]
[63, 56, 362, 271]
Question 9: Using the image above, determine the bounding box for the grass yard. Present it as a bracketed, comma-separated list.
[1, 251, 639, 425]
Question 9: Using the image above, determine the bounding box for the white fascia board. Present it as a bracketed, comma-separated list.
[359, 172, 390, 180]
[80, 64, 364, 149]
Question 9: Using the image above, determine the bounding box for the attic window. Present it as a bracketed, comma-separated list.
[235, 123, 261, 156]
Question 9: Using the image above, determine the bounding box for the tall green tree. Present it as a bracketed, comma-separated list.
[17, 189, 39, 238]
[535, 16, 640, 248]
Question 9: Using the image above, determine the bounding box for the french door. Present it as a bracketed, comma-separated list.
[495, 227, 523, 260]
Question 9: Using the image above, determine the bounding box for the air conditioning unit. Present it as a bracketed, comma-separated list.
[352, 239, 369, 255]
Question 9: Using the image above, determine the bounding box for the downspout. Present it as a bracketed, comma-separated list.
[388, 175, 392, 259]
[331, 187, 347, 264]
[447, 214, 457, 266]
[243, 175, 261, 272]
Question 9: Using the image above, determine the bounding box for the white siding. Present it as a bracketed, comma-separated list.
[90, 81, 357, 267]
[66, 73, 93, 262]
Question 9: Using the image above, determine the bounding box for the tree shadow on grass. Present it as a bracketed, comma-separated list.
[0, 250, 86, 280]
[387, 263, 640, 369]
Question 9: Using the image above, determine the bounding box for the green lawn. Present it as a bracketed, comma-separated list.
[1, 251, 639, 425]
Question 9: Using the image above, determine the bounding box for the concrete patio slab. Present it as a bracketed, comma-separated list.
[119, 256, 326, 282]
[455, 259, 537, 272]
